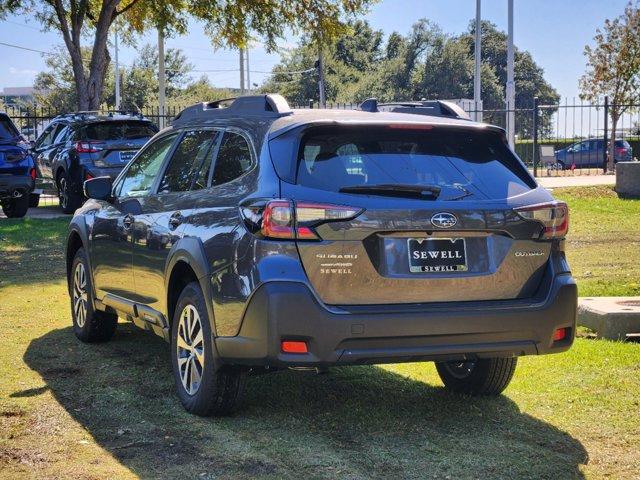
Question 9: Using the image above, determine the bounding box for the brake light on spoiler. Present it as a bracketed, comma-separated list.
[515, 201, 569, 239]
[241, 199, 363, 241]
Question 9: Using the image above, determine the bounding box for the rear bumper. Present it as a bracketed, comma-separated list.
[215, 273, 578, 368]
[0, 174, 35, 200]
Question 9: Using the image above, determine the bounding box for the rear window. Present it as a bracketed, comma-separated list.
[83, 121, 157, 141]
[0, 117, 19, 141]
[296, 126, 535, 200]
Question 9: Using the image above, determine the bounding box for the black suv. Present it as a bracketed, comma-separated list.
[66, 95, 577, 416]
[33, 112, 158, 213]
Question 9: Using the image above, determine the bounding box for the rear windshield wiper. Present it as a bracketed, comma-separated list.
[339, 183, 441, 199]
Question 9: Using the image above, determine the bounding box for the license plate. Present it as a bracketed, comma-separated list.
[408, 238, 468, 273]
[119, 150, 136, 163]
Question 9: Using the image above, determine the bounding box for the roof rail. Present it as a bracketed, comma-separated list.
[174, 94, 293, 124]
[376, 100, 471, 120]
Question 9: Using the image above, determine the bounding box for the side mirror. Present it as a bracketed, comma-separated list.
[84, 176, 113, 201]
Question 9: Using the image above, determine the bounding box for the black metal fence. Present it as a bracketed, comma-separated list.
[5, 98, 639, 181]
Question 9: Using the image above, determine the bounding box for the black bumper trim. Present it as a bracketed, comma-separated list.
[0, 174, 34, 199]
[215, 274, 577, 368]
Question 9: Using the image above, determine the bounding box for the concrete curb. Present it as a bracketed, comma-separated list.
[578, 297, 640, 340]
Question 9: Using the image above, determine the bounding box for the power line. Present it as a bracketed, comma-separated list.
[0, 41, 55, 56]
[3, 19, 42, 32]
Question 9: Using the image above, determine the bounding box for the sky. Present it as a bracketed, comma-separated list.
[0, 0, 632, 101]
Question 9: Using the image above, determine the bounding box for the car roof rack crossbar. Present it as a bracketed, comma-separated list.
[174, 94, 293, 124]
[373, 100, 471, 120]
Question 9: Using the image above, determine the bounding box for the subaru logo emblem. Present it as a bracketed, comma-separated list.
[431, 212, 457, 228]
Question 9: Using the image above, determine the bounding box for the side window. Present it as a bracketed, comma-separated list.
[36, 123, 59, 149]
[212, 132, 253, 186]
[53, 126, 71, 145]
[158, 130, 220, 193]
[116, 133, 178, 198]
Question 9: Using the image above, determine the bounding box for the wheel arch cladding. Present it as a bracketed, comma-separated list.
[66, 226, 87, 295]
[165, 237, 215, 332]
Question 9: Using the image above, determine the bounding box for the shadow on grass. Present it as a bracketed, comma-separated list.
[22, 324, 588, 479]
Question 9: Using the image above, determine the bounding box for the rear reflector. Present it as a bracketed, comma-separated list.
[515, 201, 569, 239]
[553, 328, 567, 341]
[281, 340, 308, 354]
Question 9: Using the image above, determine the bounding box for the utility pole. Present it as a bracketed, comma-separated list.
[317, 44, 326, 108]
[114, 26, 120, 110]
[506, 0, 515, 148]
[246, 47, 251, 94]
[158, 28, 166, 129]
[473, 0, 482, 122]
[239, 48, 245, 95]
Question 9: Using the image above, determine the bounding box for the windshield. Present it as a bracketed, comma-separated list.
[0, 117, 19, 141]
[296, 126, 536, 200]
[83, 121, 157, 141]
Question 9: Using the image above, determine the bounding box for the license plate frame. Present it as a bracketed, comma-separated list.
[407, 237, 468, 273]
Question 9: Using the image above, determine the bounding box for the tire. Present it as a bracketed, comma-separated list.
[70, 247, 117, 343]
[1, 195, 29, 218]
[58, 172, 82, 214]
[171, 281, 246, 416]
[436, 357, 517, 396]
[29, 193, 40, 208]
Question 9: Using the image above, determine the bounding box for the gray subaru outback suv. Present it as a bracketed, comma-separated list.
[66, 94, 577, 416]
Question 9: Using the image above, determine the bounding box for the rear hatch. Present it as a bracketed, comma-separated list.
[274, 124, 556, 305]
[80, 120, 157, 167]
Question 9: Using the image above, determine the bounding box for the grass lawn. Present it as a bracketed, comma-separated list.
[554, 186, 640, 297]
[0, 187, 639, 479]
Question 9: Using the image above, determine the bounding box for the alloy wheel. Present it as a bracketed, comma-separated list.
[73, 262, 88, 327]
[442, 360, 476, 379]
[59, 177, 68, 210]
[176, 304, 205, 396]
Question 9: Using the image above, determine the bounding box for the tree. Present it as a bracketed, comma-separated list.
[0, 0, 376, 111]
[580, 1, 640, 171]
[264, 19, 559, 137]
[33, 44, 193, 112]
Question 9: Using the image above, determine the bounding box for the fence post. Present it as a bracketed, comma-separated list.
[309, 99, 314, 109]
[532, 97, 539, 177]
[603, 95, 609, 172]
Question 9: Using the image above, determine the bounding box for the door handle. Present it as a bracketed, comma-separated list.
[123, 214, 134, 229]
[168, 212, 183, 229]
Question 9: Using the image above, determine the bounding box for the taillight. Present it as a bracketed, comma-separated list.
[29, 168, 36, 180]
[515, 201, 569, 240]
[75, 141, 105, 153]
[241, 199, 362, 241]
[615, 147, 627, 155]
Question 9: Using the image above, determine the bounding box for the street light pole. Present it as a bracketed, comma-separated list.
[158, 28, 166, 129]
[246, 47, 251, 94]
[114, 26, 120, 110]
[506, 0, 515, 148]
[473, 0, 482, 122]
[239, 48, 245, 95]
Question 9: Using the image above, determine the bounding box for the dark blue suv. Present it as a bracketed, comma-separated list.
[0, 113, 37, 218]
[33, 112, 158, 213]
[67, 95, 577, 416]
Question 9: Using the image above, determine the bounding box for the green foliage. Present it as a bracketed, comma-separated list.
[263, 19, 560, 137]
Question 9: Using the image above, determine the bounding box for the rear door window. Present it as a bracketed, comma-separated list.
[158, 129, 220, 193]
[211, 132, 253, 186]
[296, 126, 535, 200]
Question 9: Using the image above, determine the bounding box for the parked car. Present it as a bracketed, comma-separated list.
[33, 112, 158, 213]
[553, 138, 633, 169]
[0, 112, 37, 218]
[66, 95, 577, 416]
